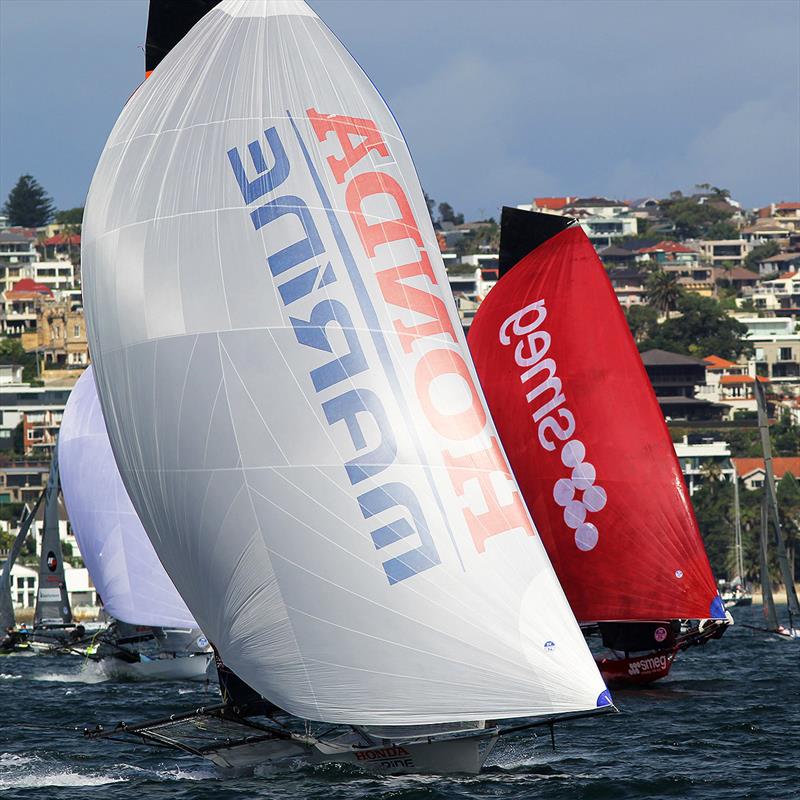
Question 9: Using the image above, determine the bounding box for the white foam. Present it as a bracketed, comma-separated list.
[0, 674, 21, 680]
[0, 753, 36, 768]
[0, 770, 125, 790]
[33, 661, 109, 684]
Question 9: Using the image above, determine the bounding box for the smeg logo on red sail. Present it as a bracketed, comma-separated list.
[499, 300, 607, 552]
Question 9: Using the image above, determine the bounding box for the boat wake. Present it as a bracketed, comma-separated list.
[0, 753, 125, 791]
[32, 661, 108, 684]
[0, 751, 219, 792]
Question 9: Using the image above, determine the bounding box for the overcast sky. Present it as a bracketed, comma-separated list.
[1, 0, 798, 219]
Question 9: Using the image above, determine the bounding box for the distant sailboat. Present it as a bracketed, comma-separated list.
[33, 450, 73, 631]
[59, 367, 212, 679]
[468, 208, 729, 686]
[750, 380, 799, 640]
[721, 470, 752, 609]
[0, 494, 44, 655]
[82, 0, 612, 773]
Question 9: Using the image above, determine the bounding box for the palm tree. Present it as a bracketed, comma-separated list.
[645, 270, 683, 319]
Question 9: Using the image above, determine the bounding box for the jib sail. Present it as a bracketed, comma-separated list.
[468, 207, 724, 624]
[59, 366, 198, 629]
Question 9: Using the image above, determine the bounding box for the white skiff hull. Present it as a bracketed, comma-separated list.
[197, 729, 498, 775]
[312, 732, 499, 775]
[99, 653, 212, 682]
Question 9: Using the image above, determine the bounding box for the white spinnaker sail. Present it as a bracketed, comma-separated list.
[82, 0, 609, 724]
[59, 367, 197, 629]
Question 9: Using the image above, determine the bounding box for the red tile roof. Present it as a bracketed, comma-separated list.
[765, 271, 797, 281]
[42, 234, 80, 246]
[8, 278, 52, 297]
[638, 241, 697, 254]
[704, 355, 738, 370]
[775, 202, 800, 210]
[719, 374, 768, 385]
[533, 197, 573, 210]
[732, 457, 800, 480]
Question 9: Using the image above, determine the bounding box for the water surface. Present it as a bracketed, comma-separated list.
[1, 604, 797, 799]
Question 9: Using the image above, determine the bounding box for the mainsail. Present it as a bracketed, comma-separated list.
[468, 208, 725, 624]
[82, 0, 609, 725]
[58, 367, 198, 629]
[34, 450, 72, 626]
[0, 492, 45, 629]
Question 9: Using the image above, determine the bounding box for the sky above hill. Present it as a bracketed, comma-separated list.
[1, 0, 798, 220]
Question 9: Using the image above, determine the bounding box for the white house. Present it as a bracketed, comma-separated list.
[673, 435, 734, 495]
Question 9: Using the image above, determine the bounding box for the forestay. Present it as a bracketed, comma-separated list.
[59, 367, 197, 629]
[82, 0, 608, 724]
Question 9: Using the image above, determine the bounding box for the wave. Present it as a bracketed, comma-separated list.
[32, 661, 109, 684]
[0, 770, 125, 791]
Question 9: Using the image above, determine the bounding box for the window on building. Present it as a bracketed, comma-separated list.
[779, 347, 793, 361]
[16, 577, 23, 588]
[752, 479, 764, 488]
[16, 592, 23, 604]
[27, 577, 34, 587]
[73, 325, 80, 337]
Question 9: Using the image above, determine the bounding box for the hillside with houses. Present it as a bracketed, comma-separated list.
[0, 180, 798, 613]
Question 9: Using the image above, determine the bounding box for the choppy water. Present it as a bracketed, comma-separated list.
[1, 604, 797, 799]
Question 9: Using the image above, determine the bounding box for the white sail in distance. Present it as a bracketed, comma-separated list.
[59, 367, 197, 629]
[82, 0, 609, 724]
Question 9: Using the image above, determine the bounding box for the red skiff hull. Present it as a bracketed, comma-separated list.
[596, 650, 676, 686]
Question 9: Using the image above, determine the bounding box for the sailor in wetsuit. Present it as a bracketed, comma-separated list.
[1, 626, 21, 651]
[212, 645, 281, 717]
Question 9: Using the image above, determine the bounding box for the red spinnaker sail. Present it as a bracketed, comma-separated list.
[468, 210, 723, 623]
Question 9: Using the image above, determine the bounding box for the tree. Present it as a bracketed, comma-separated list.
[641, 293, 751, 359]
[438, 202, 464, 226]
[744, 240, 779, 271]
[706, 220, 740, 240]
[658, 190, 735, 239]
[691, 471, 736, 577]
[777, 472, 800, 580]
[625, 304, 658, 343]
[645, 270, 683, 318]
[2, 175, 55, 227]
[0, 337, 38, 382]
[772, 410, 800, 457]
[55, 207, 84, 225]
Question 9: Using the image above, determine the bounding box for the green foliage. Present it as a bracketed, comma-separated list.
[2, 175, 55, 227]
[670, 417, 800, 460]
[658, 190, 735, 239]
[0, 338, 37, 382]
[54, 207, 84, 225]
[744, 240, 779, 270]
[438, 202, 464, 226]
[0, 530, 16, 552]
[625, 304, 658, 343]
[772, 411, 800, 456]
[706, 221, 740, 240]
[715, 285, 739, 310]
[645, 270, 683, 316]
[640, 293, 750, 359]
[690, 473, 799, 582]
[777, 472, 800, 581]
[0, 503, 24, 521]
